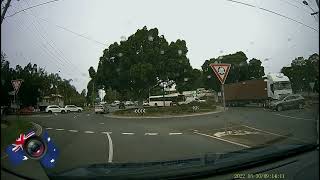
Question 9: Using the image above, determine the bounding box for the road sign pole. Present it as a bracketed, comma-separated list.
[222, 84, 226, 111]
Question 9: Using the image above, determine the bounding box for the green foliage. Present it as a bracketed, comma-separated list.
[1, 52, 85, 107]
[201, 51, 249, 91]
[248, 58, 265, 79]
[95, 26, 195, 100]
[281, 53, 319, 93]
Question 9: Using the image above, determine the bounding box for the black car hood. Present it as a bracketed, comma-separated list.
[48, 143, 317, 180]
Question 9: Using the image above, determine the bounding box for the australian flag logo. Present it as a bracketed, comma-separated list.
[5, 130, 59, 168]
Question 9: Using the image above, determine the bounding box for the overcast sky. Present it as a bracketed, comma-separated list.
[1, 0, 319, 92]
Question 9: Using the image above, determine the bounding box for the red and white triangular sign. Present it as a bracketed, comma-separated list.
[11, 80, 23, 94]
[209, 63, 231, 84]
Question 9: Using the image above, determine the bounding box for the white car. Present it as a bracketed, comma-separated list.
[125, 101, 134, 106]
[45, 105, 66, 114]
[143, 101, 149, 106]
[95, 105, 109, 114]
[64, 105, 83, 113]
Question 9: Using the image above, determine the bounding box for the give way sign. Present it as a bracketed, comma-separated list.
[209, 63, 231, 84]
[11, 79, 23, 94]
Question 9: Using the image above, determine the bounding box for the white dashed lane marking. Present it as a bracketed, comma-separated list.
[169, 132, 183, 135]
[145, 133, 158, 136]
[99, 123, 104, 125]
[68, 130, 78, 133]
[55, 128, 65, 131]
[46, 127, 53, 130]
[122, 132, 135, 135]
[101, 132, 112, 134]
[84, 131, 95, 134]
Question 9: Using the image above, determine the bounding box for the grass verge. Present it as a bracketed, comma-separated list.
[1, 119, 33, 151]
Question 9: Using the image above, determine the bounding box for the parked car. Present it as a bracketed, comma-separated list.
[119, 102, 126, 109]
[18, 106, 35, 115]
[45, 105, 66, 114]
[143, 101, 149, 106]
[195, 98, 206, 103]
[65, 105, 83, 113]
[125, 101, 134, 106]
[94, 105, 109, 114]
[111, 100, 120, 107]
[270, 94, 305, 111]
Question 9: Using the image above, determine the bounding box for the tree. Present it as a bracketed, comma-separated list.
[95, 26, 194, 102]
[201, 51, 250, 91]
[248, 58, 265, 79]
[281, 53, 319, 93]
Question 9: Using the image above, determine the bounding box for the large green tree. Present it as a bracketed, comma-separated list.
[281, 53, 319, 93]
[201, 51, 249, 91]
[95, 26, 194, 101]
[248, 58, 265, 79]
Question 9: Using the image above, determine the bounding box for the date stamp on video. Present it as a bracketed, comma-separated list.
[233, 173, 285, 179]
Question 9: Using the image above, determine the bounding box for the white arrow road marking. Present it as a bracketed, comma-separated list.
[84, 131, 95, 134]
[145, 133, 158, 136]
[68, 130, 78, 133]
[122, 132, 134, 135]
[105, 132, 113, 163]
[194, 131, 251, 148]
[56, 128, 65, 131]
[169, 133, 183, 135]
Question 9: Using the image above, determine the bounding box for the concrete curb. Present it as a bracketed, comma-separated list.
[105, 106, 225, 119]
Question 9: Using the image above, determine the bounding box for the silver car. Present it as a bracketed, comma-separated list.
[270, 94, 305, 111]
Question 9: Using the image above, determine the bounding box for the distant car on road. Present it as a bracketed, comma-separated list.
[45, 105, 66, 114]
[65, 105, 83, 113]
[94, 105, 109, 114]
[111, 100, 120, 107]
[270, 94, 305, 111]
[125, 101, 134, 106]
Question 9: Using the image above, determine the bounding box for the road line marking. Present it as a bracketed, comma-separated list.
[193, 132, 251, 148]
[46, 127, 53, 130]
[169, 133, 183, 135]
[105, 132, 113, 163]
[145, 133, 158, 136]
[273, 113, 315, 121]
[99, 123, 104, 125]
[68, 130, 78, 132]
[84, 131, 95, 134]
[242, 125, 307, 143]
[101, 132, 112, 134]
[55, 128, 65, 131]
[122, 132, 134, 135]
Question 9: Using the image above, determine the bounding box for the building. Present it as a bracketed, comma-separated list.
[38, 94, 64, 111]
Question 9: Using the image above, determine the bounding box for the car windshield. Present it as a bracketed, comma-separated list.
[1, 1, 318, 179]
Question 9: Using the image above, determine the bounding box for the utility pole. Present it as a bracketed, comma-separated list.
[92, 83, 95, 107]
[1, 0, 12, 24]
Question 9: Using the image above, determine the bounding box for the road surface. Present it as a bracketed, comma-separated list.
[1, 105, 318, 179]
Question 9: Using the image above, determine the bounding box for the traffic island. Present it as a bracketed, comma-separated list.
[109, 103, 224, 118]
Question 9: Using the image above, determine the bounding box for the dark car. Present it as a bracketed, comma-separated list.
[119, 102, 126, 109]
[270, 94, 305, 111]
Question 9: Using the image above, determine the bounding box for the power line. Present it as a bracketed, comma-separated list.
[225, 0, 318, 32]
[23, 0, 87, 77]
[4, 0, 60, 19]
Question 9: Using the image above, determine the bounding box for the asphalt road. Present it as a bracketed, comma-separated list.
[1, 105, 318, 179]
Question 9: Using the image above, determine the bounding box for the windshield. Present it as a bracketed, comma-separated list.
[274, 81, 292, 90]
[1, 0, 318, 179]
